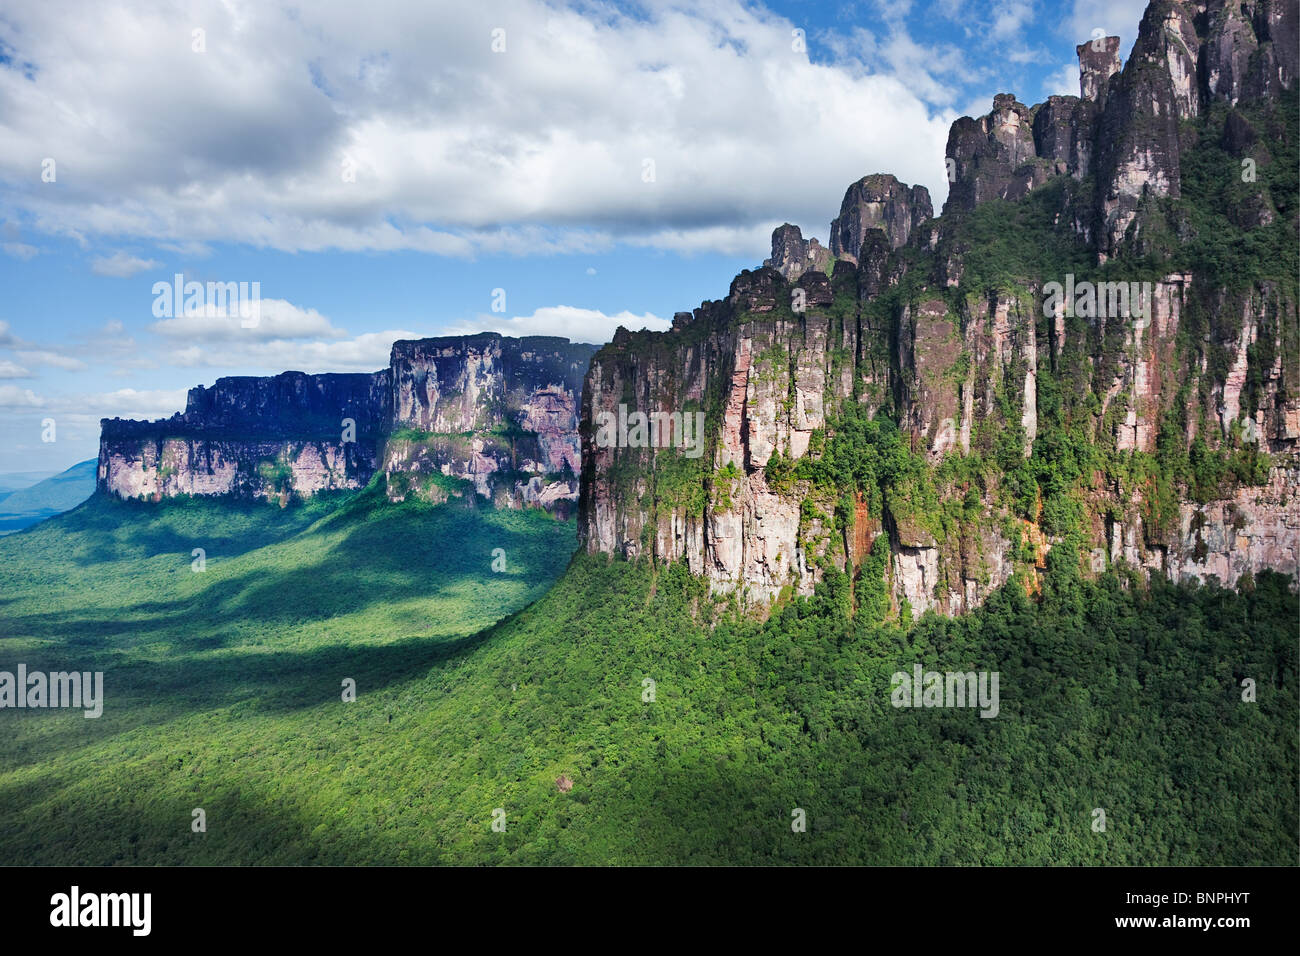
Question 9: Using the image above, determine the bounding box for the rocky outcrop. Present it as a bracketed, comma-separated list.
[98, 371, 388, 502]
[944, 94, 1049, 215]
[384, 334, 593, 515]
[1093, 0, 1299, 256]
[1202, 0, 1299, 105]
[830, 174, 932, 261]
[98, 334, 597, 513]
[1092, 29, 1187, 255]
[1032, 95, 1097, 179]
[580, 265, 1297, 617]
[97, 435, 374, 503]
[1078, 36, 1122, 105]
[180, 371, 391, 437]
[578, 2, 1299, 619]
[941, 3, 1299, 254]
[939, 37, 1116, 218]
[764, 223, 831, 280]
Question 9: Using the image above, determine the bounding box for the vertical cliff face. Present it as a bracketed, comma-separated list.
[98, 334, 597, 514]
[579, 271, 855, 599]
[944, 95, 1049, 213]
[98, 371, 389, 502]
[831, 174, 933, 261]
[764, 223, 831, 280]
[579, 0, 1299, 618]
[1090, 0, 1299, 257]
[384, 334, 595, 514]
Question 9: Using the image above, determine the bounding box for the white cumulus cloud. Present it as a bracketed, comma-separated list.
[0, 384, 44, 408]
[450, 305, 670, 345]
[0, 0, 957, 261]
[91, 251, 162, 277]
[149, 298, 345, 342]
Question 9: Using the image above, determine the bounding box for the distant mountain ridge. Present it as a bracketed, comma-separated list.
[0, 470, 58, 495]
[97, 333, 598, 516]
[91, 0, 1300, 620]
[0, 460, 96, 535]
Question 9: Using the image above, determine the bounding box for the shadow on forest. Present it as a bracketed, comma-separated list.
[0, 497, 578, 773]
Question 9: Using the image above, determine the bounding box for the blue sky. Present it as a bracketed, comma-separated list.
[0, 0, 1149, 473]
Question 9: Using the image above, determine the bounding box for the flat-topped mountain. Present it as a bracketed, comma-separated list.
[95, 0, 1299, 618]
[579, 1, 1299, 617]
[98, 333, 597, 515]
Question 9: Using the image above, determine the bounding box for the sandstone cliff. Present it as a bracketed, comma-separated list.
[98, 371, 389, 502]
[579, 0, 1300, 618]
[98, 334, 597, 514]
[384, 334, 594, 516]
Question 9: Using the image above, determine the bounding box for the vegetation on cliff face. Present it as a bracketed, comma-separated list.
[1, 492, 1292, 864]
[926, 89, 1292, 514]
[1156, 89, 1300, 293]
[13, 7, 1296, 869]
[581, 24, 1296, 618]
[850, 83, 1280, 582]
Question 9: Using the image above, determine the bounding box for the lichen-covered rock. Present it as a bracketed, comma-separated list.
[1077, 36, 1122, 105]
[764, 223, 831, 280]
[578, 5, 1298, 620]
[830, 174, 932, 261]
[943, 94, 1049, 215]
